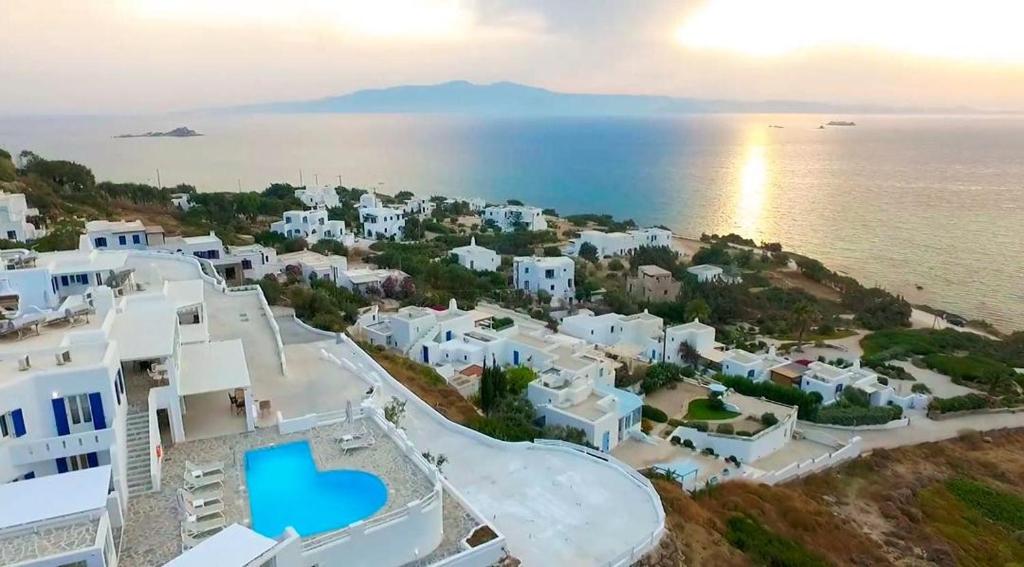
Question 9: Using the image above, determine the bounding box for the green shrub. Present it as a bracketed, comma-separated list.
[737, 430, 753, 437]
[814, 404, 902, 426]
[667, 418, 686, 428]
[760, 412, 779, 426]
[911, 383, 932, 394]
[947, 478, 1024, 530]
[685, 421, 709, 432]
[682, 439, 695, 449]
[607, 258, 625, 271]
[642, 405, 668, 423]
[929, 393, 992, 414]
[719, 375, 821, 420]
[923, 354, 1017, 385]
[716, 423, 735, 435]
[725, 516, 829, 567]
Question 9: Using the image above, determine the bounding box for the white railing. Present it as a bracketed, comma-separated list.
[8, 428, 115, 465]
[125, 249, 226, 291]
[147, 388, 162, 491]
[756, 436, 863, 485]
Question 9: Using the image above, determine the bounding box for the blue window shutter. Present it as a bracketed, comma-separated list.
[114, 379, 121, 405]
[87, 452, 99, 468]
[52, 398, 70, 436]
[89, 393, 106, 430]
[56, 458, 68, 474]
[23, 472, 35, 480]
[11, 409, 25, 437]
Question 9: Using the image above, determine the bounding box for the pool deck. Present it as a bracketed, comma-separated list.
[120, 417, 469, 566]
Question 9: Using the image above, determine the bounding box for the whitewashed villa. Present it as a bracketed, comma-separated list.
[482, 205, 547, 232]
[358, 192, 406, 241]
[450, 237, 500, 272]
[271, 209, 354, 246]
[0, 192, 45, 242]
[294, 185, 341, 210]
[568, 227, 672, 258]
[512, 256, 575, 305]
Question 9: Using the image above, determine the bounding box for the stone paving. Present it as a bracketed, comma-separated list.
[0, 517, 99, 564]
[120, 417, 436, 567]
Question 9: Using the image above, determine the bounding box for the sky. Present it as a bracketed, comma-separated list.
[3, 0, 1024, 115]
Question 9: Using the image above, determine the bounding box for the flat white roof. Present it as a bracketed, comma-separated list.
[687, 264, 723, 275]
[85, 219, 146, 233]
[39, 249, 130, 274]
[0, 465, 111, 530]
[164, 279, 205, 309]
[179, 339, 252, 396]
[165, 524, 277, 567]
[111, 296, 178, 361]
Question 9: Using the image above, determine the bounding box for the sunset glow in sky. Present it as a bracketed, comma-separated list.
[3, 0, 1023, 114]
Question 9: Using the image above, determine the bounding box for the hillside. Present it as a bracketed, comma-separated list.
[641, 428, 1024, 566]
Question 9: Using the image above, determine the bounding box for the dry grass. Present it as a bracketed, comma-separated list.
[646, 428, 1024, 567]
[366, 347, 481, 426]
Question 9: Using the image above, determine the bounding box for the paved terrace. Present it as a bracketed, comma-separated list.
[266, 314, 664, 566]
[0, 517, 99, 565]
[120, 418, 463, 566]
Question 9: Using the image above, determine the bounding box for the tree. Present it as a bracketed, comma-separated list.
[677, 341, 701, 368]
[684, 298, 711, 322]
[506, 366, 537, 395]
[403, 215, 424, 240]
[792, 301, 818, 347]
[383, 397, 407, 429]
[578, 242, 599, 264]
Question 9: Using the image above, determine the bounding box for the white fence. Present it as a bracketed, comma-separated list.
[147, 388, 162, 492]
[326, 328, 665, 566]
[799, 417, 910, 431]
[757, 436, 863, 485]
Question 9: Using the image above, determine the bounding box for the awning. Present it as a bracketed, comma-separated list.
[179, 339, 252, 396]
[165, 524, 277, 567]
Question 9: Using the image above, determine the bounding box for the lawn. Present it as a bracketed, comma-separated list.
[684, 399, 740, 421]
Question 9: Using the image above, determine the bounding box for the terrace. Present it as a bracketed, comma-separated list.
[120, 415, 480, 566]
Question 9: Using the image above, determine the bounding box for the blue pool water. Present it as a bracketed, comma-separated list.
[245, 441, 388, 537]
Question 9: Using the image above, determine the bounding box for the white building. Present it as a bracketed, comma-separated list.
[513, 256, 575, 304]
[357, 300, 641, 452]
[278, 250, 348, 285]
[559, 309, 664, 364]
[401, 196, 436, 218]
[270, 209, 353, 246]
[569, 227, 673, 258]
[720, 347, 789, 382]
[451, 237, 500, 272]
[337, 267, 410, 295]
[171, 193, 193, 211]
[687, 264, 741, 284]
[294, 185, 340, 210]
[0, 191, 45, 242]
[663, 319, 719, 365]
[799, 360, 926, 409]
[483, 205, 547, 232]
[85, 219, 165, 250]
[225, 244, 279, 281]
[358, 192, 406, 241]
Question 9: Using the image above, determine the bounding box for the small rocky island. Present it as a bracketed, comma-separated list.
[114, 126, 202, 138]
[826, 121, 856, 126]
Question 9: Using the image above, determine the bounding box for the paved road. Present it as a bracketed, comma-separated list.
[801, 410, 1024, 451]
[301, 333, 665, 566]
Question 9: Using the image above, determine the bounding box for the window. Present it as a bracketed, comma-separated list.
[242, 259, 253, 270]
[60, 275, 69, 287]
[5, 230, 14, 240]
[75, 274, 88, 285]
[66, 394, 92, 426]
[285, 217, 292, 224]
[0, 409, 24, 439]
[67, 453, 91, 471]
[132, 234, 141, 244]
[118, 235, 127, 245]
[544, 269, 555, 279]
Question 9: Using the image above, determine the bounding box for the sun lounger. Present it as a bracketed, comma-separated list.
[339, 431, 376, 454]
[180, 523, 225, 551]
[185, 460, 224, 477]
[183, 469, 224, 490]
[179, 483, 223, 502]
[181, 511, 226, 535]
[177, 488, 224, 517]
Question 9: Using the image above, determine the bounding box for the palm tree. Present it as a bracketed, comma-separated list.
[792, 301, 818, 348]
[684, 298, 711, 322]
[678, 341, 701, 368]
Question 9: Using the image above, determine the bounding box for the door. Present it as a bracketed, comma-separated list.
[602, 431, 610, 452]
[422, 345, 429, 364]
[64, 394, 94, 434]
[513, 350, 520, 365]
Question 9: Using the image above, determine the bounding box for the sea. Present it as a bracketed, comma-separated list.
[1, 112, 1021, 332]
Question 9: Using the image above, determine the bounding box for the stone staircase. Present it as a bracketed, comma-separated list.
[404, 323, 441, 360]
[125, 411, 153, 496]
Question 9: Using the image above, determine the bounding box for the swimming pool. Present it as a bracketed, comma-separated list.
[245, 441, 388, 538]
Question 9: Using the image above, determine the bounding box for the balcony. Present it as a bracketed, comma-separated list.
[6, 428, 115, 466]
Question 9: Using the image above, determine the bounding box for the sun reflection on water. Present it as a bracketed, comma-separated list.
[735, 136, 768, 238]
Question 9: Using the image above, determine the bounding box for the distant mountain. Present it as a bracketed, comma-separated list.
[114, 126, 202, 138]
[234, 81, 980, 116]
